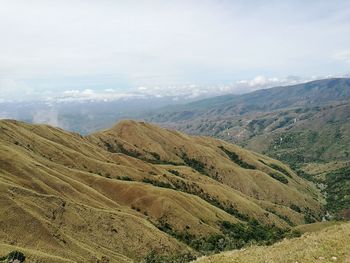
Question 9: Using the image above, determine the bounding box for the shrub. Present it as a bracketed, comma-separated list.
[268, 172, 288, 184]
[142, 178, 174, 189]
[218, 146, 256, 169]
[290, 204, 302, 213]
[181, 153, 208, 175]
[144, 251, 196, 263]
[266, 163, 292, 178]
[0, 251, 26, 262]
[168, 169, 180, 176]
[116, 176, 133, 181]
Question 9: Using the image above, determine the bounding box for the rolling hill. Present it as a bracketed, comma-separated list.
[0, 119, 323, 262]
[145, 78, 350, 218]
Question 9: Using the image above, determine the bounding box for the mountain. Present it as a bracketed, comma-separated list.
[145, 78, 350, 167]
[194, 222, 350, 263]
[147, 78, 350, 122]
[0, 119, 323, 262]
[145, 78, 350, 218]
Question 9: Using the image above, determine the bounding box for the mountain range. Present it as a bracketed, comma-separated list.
[146, 78, 350, 219]
[0, 119, 323, 262]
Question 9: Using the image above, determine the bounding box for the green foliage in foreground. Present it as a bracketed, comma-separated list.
[0, 251, 26, 263]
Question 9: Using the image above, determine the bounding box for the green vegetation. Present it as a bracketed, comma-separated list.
[142, 178, 174, 189]
[197, 192, 250, 221]
[265, 163, 292, 178]
[218, 146, 256, 169]
[181, 153, 208, 175]
[168, 169, 181, 176]
[144, 251, 196, 263]
[266, 208, 295, 226]
[116, 175, 133, 181]
[156, 218, 299, 257]
[0, 251, 26, 263]
[289, 204, 302, 213]
[268, 172, 288, 184]
[324, 166, 350, 218]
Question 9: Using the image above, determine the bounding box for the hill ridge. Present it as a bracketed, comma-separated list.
[0, 119, 324, 262]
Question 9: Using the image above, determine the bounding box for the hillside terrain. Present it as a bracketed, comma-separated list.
[0, 119, 323, 262]
[193, 222, 350, 263]
[145, 78, 350, 218]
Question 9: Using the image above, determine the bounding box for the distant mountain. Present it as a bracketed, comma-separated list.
[0, 97, 182, 135]
[147, 78, 350, 122]
[0, 120, 322, 262]
[146, 78, 350, 167]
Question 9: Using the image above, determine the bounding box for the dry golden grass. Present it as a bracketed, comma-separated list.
[194, 222, 350, 263]
[0, 119, 325, 261]
[294, 221, 342, 233]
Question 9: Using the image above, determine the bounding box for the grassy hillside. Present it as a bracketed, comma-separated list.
[145, 78, 350, 218]
[193, 222, 350, 263]
[0, 120, 323, 262]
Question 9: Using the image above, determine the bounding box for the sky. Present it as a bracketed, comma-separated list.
[0, 0, 350, 101]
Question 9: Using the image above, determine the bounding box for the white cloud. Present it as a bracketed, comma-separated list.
[32, 109, 61, 127]
[0, 1, 349, 99]
[0, 0, 350, 89]
[333, 50, 350, 63]
[42, 75, 314, 102]
[0, 79, 33, 100]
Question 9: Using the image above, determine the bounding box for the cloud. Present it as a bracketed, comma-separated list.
[0, 79, 33, 100]
[333, 50, 350, 63]
[0, 1, 349, 99]
[32, 109, 61, 127]
[44, 75, 313, 102]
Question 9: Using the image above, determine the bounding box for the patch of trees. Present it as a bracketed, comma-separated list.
[268, 172, 289, 184]
[218, 146, 256, 169]
[264, 162, 292, 178]
[142, 178, 174, 189]
[144, 251, 196, 263]
[154, 217, 300, 258]
[323, 167, 350, 219]
[181, 153, 208, 175]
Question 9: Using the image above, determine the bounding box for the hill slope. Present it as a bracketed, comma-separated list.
[193, 222, 350, 263]
[0, 120, 323, 262]
[145, 78, 350, 217]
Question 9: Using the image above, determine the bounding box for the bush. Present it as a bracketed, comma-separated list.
[218, 146, 256, 169]
[116, 176, 133, 181]
[142, 178, 174, 189]
[266, 163, 292, 178]
[268, 172, 288, 184]
[181, 153, 208, 175]
[0, 251, 26, 262]
[144, 251, 196, 263]
[168, 169, 180, 176]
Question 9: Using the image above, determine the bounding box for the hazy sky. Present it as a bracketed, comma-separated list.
[0, 0, 350, 101]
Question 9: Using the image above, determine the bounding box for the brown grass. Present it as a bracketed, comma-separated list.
[0, 119, 325, 261]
